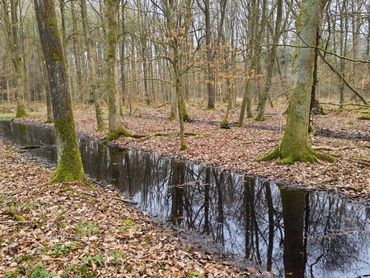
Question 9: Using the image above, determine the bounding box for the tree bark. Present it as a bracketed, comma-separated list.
[71, 0, 84, 101]
[255, 0, 283, 121]
[259, 0, 334, 164]
[81, 0, 105, 131]
[309, 28, 324, 131]
[104, 0, 132, 140]
[204, 0, 215, 109]
[10, 0, 26, 117]
[34, 0, 85, 183]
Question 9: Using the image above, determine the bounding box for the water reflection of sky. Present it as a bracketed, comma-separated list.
[1, 120, 369, 278]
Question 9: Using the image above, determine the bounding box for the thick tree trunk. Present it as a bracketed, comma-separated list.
[259, 0, 334, 164]
[34, 0, 84, 183]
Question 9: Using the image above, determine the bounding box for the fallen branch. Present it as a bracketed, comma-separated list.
[312, 145, 358, 151]
[151, 132, 172, 137]
[19, 145, 42, 150]
[131, 134, 147, 138]
[320, 102, 370, 109]
[349, 159, 370, 167]
[0, 192, 17, 195]
[0, 221, 33, 225]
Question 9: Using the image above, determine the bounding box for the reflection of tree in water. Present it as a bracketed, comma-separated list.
[162, 166, 369, 278]
[306, 193, 369, 276]
[280, 189, 306, 278]
[56, 135, 370, 278]
[265, 180, 275, 272]
[2, 122, 369, 278]
[169, 160, 185, 225]
[126, 151, 171, 212]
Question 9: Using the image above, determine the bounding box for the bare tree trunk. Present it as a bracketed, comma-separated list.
[105, 0, 132, 140]
[19, 10, 28, 102]
[120, 0, 127, 113]
[162, 0, 193, 149]
[309, 28, 324, 131]
[59, 0, 74, 104]
[339, 0, 347, 108]
[136, 1, 150, 105]
[34, 0, 84, 183]
[255, 0, 283, 121]
[10, 0, 26, 117]
[175, 65, 186, 150]
[71, 0, 84, 102]
[203, 0, 215, 109]
[259, 0, 334, 164]
[239, 0, 267, 126]
[40, 56, 53, 123]
[81, 0, 104, 131]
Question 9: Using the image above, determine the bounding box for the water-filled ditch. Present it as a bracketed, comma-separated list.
[0, 120, 369, 278]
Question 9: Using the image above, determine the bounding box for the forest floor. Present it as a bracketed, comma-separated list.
[0, 140, 264, 277]
[1, 101, 369, 201]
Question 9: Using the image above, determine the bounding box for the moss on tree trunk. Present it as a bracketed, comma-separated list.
[34, 0, 85, 183]
[104, 0, 132, 140]
[52, 113, 84, 183]
[15, 103, 27, 118]
[180, 100, 191, 123]
[258, 0, 333, 164]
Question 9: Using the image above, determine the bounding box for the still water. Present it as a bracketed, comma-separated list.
[0, 120, 369, 278]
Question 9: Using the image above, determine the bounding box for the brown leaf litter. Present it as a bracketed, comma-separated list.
[16, 103, 370, 201]
[0, 140, 269, 277]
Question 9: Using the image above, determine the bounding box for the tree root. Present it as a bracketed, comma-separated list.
[15, 104, 27, 118]
[180, 142, 187, 151]
[151, 132, 171, 137]
[358, 114, 370, 121]
[220, 119, 230, 129]
[105, 127, 133, 141]
[184, 131, 200, 137]
[183, 113, 192, 123]
[258, 146, 335, 164]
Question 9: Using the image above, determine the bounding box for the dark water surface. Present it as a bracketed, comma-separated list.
[1, 120, 369, 278]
